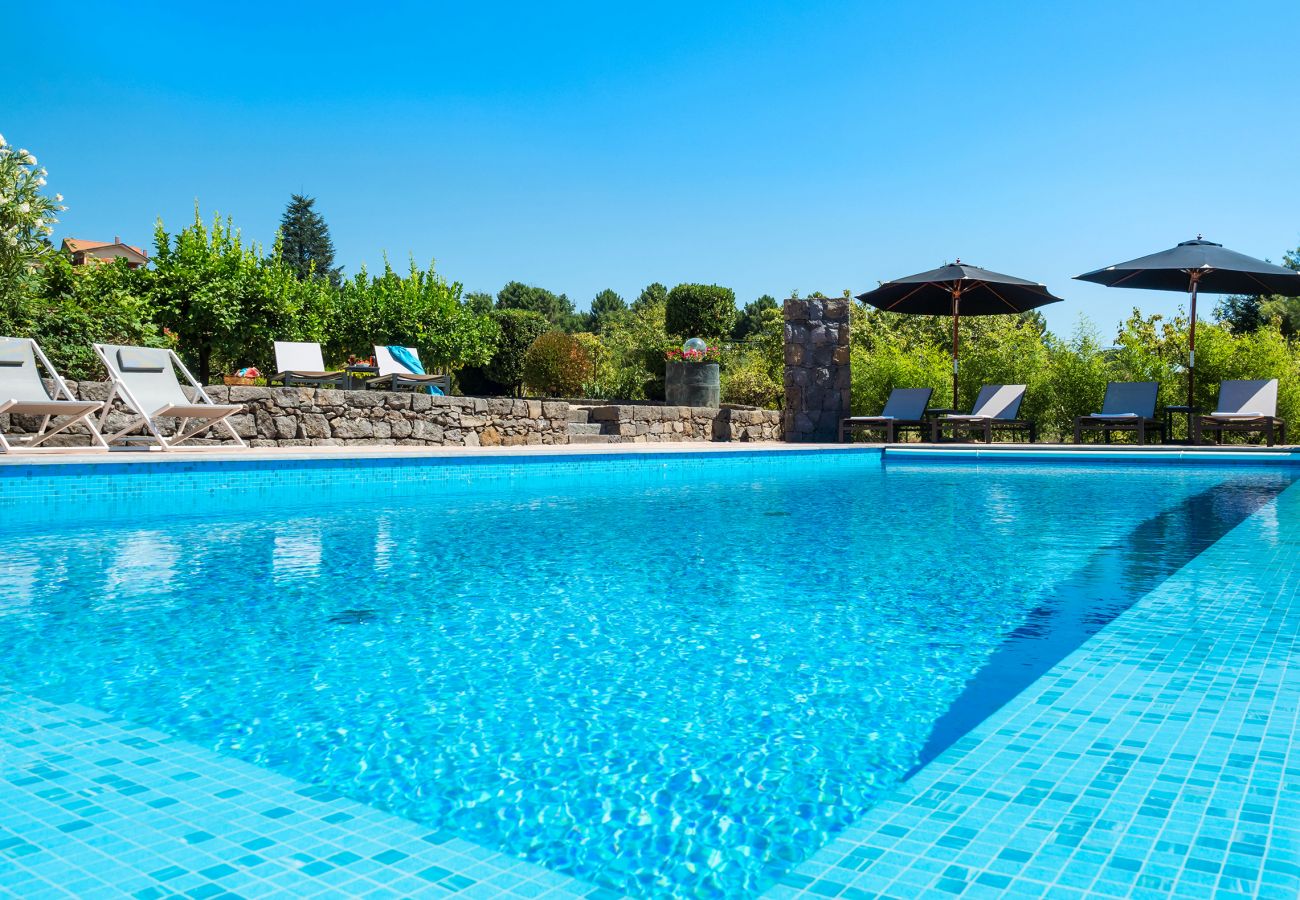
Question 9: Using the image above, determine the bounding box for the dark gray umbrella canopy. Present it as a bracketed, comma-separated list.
[1076, 238, 1300, 295]
[857, 261, 1065, 406]
[856, 262, 1065, 316]
[1076, 237, 1300, 409]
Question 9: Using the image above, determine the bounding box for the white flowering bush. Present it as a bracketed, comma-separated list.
[0, 135, 65, 310]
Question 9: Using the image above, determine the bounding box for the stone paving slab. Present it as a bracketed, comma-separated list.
[772, 483, 1300, 900]
[0, 689, 603, 899]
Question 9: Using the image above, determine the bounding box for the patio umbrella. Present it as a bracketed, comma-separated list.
[855, 261, 1065, 406]
[1076, 237, 1300, 408]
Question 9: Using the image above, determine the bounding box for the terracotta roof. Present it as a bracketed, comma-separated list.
[61, 237, 149, 259]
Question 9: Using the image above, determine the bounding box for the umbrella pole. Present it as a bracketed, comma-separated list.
[951, 291, 961, 408]
[1187, 275, 1199, 411]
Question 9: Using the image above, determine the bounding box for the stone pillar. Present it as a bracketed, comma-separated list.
[782, 298, 851, 442]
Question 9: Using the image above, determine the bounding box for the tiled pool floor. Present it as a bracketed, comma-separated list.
[775, 483, 1300, 900]
[0, 689, 602, 899]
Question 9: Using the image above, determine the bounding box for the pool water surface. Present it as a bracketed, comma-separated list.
[0, 453, 1290, 897]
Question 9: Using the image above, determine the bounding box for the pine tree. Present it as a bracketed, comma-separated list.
[278, 194, 340, 285]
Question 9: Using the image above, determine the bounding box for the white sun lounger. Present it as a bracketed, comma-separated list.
[367, 345, 451, 394]
[270, 341, 345, 388]
[0, 337, 107, 452]
[93, 343, 246, 450]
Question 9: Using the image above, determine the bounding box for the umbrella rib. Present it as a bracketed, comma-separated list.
[883, 282, 951, 311]
[981, 282, 1022, 312]
[1105, 269, 1147, 287]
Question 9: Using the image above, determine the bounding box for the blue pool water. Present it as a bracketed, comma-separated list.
[0, 451, 1292, 897]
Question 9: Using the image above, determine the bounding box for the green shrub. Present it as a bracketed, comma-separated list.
[665, 283, 737, 339]
[572, 332, 615, 398]
[484, 309, 549, 395]
[722, 359, 781, 408]
[522, 331, 592, 397]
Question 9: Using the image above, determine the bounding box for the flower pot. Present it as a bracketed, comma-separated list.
[665, 361, 720, 408]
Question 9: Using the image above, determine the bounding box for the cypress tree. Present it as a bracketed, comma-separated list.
[278, 194, 340, 285]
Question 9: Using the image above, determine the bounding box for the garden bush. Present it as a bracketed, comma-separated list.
[483, 309, 549, 396]
[665, 283, 737, 339]
[522, 331, 592, 397]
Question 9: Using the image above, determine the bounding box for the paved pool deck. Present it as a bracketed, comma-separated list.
[2, 443, 1300, 899]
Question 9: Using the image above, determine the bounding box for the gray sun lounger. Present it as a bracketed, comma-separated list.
[1074, 381, 1165, 444]
[932, 384, 1035, 443]
[1194, 379, 1285, 446]
[0, 337, 107, 452]
[93, 343, 246, 450]
[270, 341, 345, 388]
[839, 387, 933, 442]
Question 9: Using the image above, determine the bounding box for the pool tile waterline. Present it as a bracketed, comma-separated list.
[778, 481, 1300, 900]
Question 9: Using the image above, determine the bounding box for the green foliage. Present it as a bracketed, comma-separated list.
[587, 288, 626, 333]
[17, 254, 167, 379]
[328, 258, 496, 372]
[522, 331, 592, 397]
[150, 210, 335, 382]
[464, 291, 494, 314]
[632, 282, 666, 312]
[599, 298, 675, 399]
[495, 280, 577, 329]
[0, 136, 64, 315]
[734, 294, 777, 340]
[483, 309, 549, 395]
[277, 194, 340, 285]
[665, 283, 737, 339]
[722, 358, 781, 408]
[572, 332, 616, 398]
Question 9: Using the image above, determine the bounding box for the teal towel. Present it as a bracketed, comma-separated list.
[387, 346, 443, 395]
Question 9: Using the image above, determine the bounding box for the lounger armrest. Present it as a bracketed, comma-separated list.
[151, 403, 242, 418]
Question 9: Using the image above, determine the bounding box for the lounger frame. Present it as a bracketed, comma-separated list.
[92, 344, 247, 451]
[839, 388, 933, 443]
[269, 341, 346, 389]
[0, 337, 108, 452]
[365, 346, 452, 394]
[1193, 380, 1287, 447]
[932, 385, 1036, 443]
[1073, 382, 1166, 445]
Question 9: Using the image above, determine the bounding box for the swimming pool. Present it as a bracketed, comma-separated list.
[0, 450, 1293, 897]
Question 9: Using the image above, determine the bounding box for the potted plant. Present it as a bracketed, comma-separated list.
[664, 339, 721, 407]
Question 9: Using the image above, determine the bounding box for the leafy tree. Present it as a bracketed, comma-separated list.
[1214, 294, 1266, 334]
[465, 291, 495, 315]
[19, 254, 166, 379]
[277, 194, 341, 285]
[329, 257, 497, 372]
[632, 281, 667, 312]
[665, 283, 737, 338]
[733, 294, 778, 340]
[495, 280, 576, 329]
[599, 297, 675, 399]
[0, 136, 64, 316]
[587, 288, 626, 332]
[483, 309, 549, 396]
[522, 331, 592, 396]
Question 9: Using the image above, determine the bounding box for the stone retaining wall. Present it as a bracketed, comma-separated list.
[584, 405, 781, 443]
[2, 383, 780, 447]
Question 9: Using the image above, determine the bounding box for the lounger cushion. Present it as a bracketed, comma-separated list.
[117, 348, 166, 373]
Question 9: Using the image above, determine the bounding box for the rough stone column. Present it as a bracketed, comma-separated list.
[782, 298, 851, 442]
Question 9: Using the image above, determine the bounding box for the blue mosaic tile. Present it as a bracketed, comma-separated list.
[780, 481, 1300, 899]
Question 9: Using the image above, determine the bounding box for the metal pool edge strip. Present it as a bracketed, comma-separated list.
[883, 446, 1300, 466]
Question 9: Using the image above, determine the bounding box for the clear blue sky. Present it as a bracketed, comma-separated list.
[5, 0, 1297, 333]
